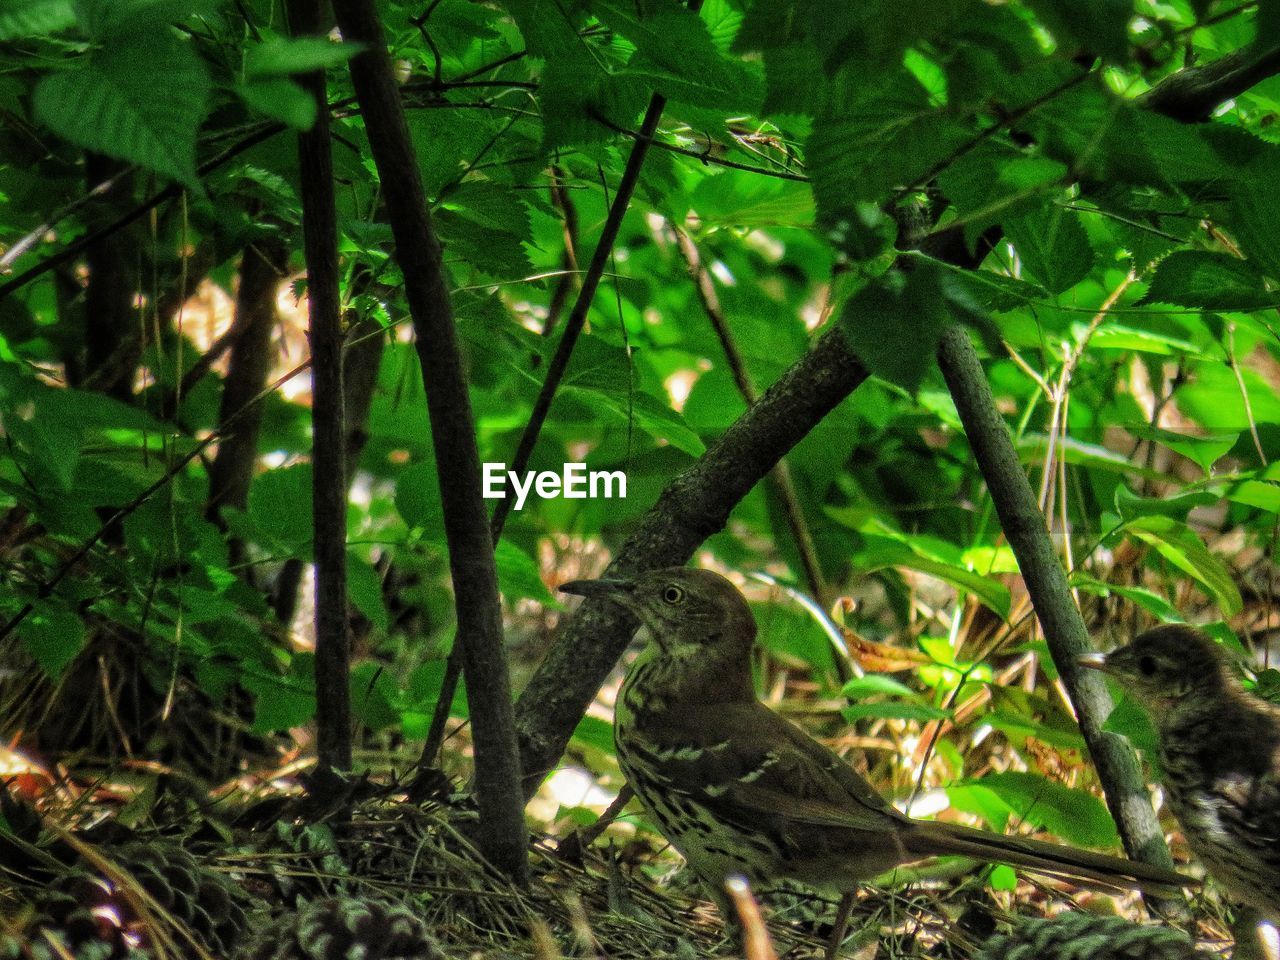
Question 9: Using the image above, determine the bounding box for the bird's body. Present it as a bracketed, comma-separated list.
[562, 567, 1187, 916]
[1080, 625, 1280, 922]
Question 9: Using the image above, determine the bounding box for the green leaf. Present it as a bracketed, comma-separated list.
[847, 534, 1012, 619]
[1127, 427, 1238, 473]
[842, 675, 917, 699]
[947, 771, 1120, 848]
[237, 77, 316, 130]
[1140, 251, 1277, 311]
[1101, 694, 1160, 760]
[840, 701, 952, 723]
[1121, 514, 1243, 616]
[75, 0, 220, 37]
[1023, 0, 1133, 61]
[0, 0, 75, 39]
[245, 656, 316, 734]
[1112, 484, 1219, 521]
[1086, 324, 1199, 357]
[5, 413, 81, 492]
[20, 602, 85, 677]
[571, 715, 616, 754]
[395, 460, 445, 536]
[594, 1, 761, 111]
[32, 29, 210, 188]
[1226, 479, 1280, 514]
[350, 661, 398, 732]
[245, 36, 363, 77]
[1004, 203, 1093, 294]
[691, 173, 814, 228]
[347, 553, 389, 632]
[839, 271, 947, 395]
[1070, 574, 1184, 623]
[495, 540, 561, 608]
[807, 70, 969, 213]
[248, 464, 314, 558]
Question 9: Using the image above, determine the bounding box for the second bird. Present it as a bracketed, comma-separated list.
[560, 567, 1188, 921]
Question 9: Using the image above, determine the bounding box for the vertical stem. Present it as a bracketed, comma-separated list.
[290, 0, 350, 777]
[333, 0, 528, 883]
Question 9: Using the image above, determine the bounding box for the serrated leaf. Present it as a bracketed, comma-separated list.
[1004, 202, 1093, 294]
[1140, 251, 1276, 311]
[595, 2, 761, 111]
[839, 268, 950, 395]
[808, 70, 969, 213]
[33, 30, 209, 188]
[245, 36, 362, 77]
[0, 0, 75, 39]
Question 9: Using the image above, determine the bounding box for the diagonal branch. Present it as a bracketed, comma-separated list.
[515, 329, 868, 797]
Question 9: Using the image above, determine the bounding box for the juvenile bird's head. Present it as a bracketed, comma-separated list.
[1077, 624, 1236, 715]
[560, 567, 756, 659]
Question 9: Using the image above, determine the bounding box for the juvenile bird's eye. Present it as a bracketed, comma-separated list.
[662, 584, 685, 605]
[1138, 655, 1157, 677]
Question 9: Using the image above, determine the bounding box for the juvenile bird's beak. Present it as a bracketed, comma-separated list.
[1077, 652, 1110, 672]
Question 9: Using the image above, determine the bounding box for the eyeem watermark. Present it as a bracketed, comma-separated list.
[482, 463, 626, 511]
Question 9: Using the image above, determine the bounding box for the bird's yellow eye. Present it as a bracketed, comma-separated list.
[662, 584, 685, 605]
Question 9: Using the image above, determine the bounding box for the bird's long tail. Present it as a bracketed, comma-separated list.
[905, 819, 1190, 895]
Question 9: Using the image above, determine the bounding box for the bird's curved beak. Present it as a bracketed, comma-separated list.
[1077, 652, 1110, 672]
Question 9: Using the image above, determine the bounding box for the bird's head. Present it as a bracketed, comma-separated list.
[559, 567, 756, 658]
[1077, 624, 1235, 714]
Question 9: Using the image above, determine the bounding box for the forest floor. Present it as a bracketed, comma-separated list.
[0, 772, 1234, 960]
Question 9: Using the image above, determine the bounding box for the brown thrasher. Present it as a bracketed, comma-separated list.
[1080, 625, 1280, 924]
[561, 567, 1187, 922]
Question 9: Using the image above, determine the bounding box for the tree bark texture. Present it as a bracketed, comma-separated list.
[206, 233, 287, 520]
[291, 0, 351, 778]
[935, 326, 1180, 891]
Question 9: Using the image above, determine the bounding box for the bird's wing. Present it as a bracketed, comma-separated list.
[1212, 725, 1280, 848]
[637, 700, 905, 829]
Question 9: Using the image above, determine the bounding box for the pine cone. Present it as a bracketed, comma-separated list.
[16, 878, 149, 960]
[241, 897, 443, 960]
[114, 840, 250, 955]
[975, 912, 1203, 960]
